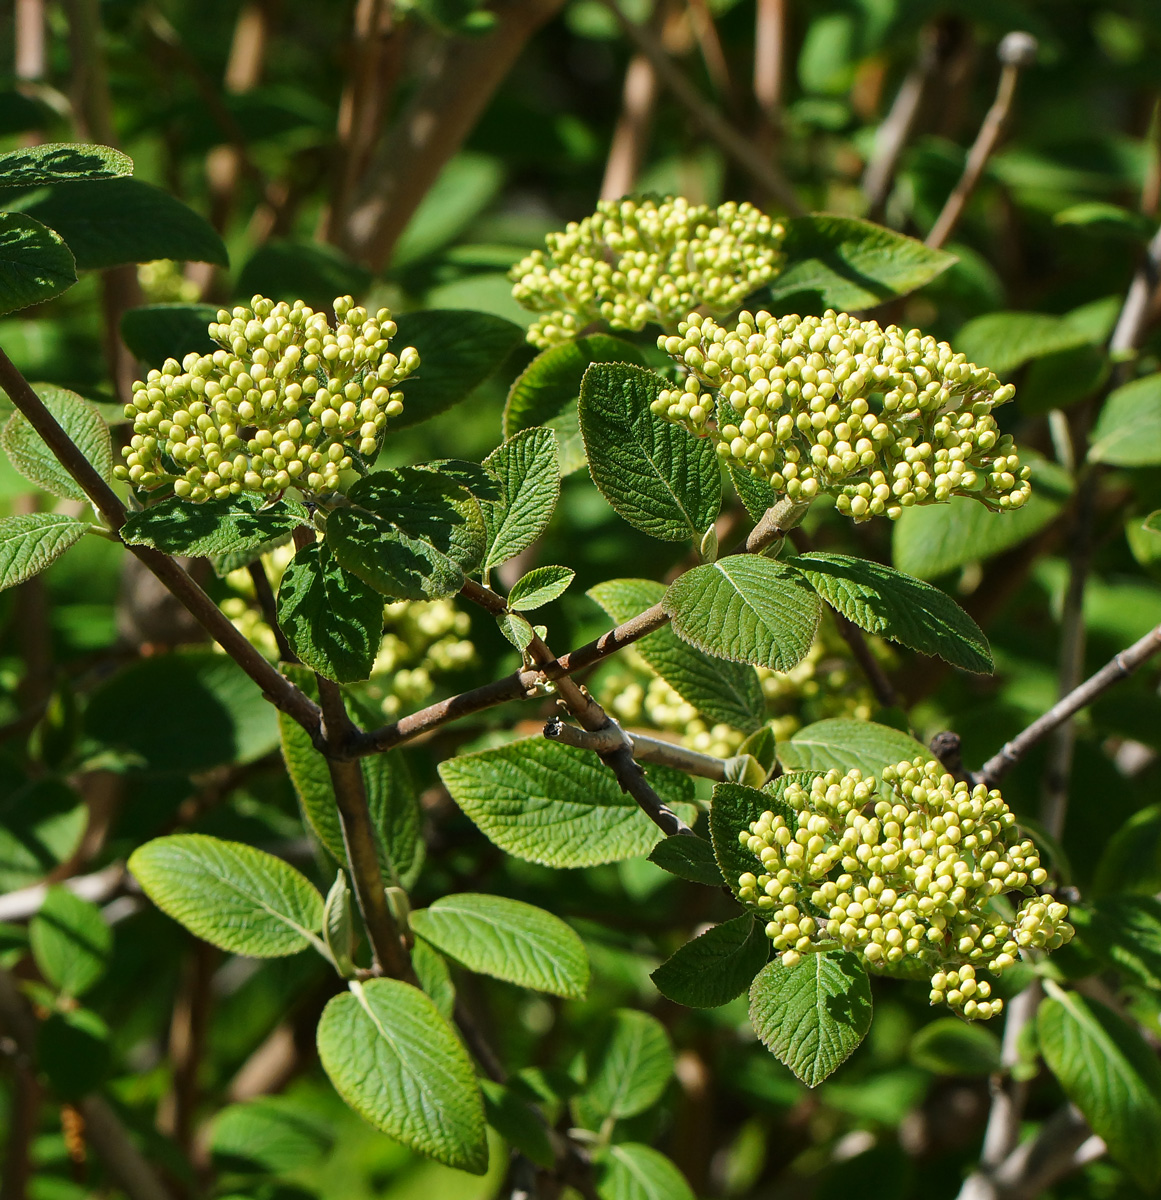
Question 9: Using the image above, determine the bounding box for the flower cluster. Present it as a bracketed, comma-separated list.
[654, 309, 1031, 521]
[737, 758, 1072, 1019]
[115, 296, 419, 501]
[509, 196, 785, 349]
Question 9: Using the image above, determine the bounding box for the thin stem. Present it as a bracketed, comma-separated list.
[594, 0, 802, 214]
[926, 32, 1038, 250]
[685, 0, 734, 105]
[247, 559, 296, 663]
[0, 347, 324, 744]
[544, 716, 727, 781]
[600, 52, 658, 200]
[1109, 221, 1161, 357]
[752, 0, 784, 153]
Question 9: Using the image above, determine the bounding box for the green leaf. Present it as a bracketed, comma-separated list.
[1038, 983, 1161, 1187]
[410, 893, 589, 998]
[0, 778, 85, 891]
[647, 834, 724, 886]
[729, 463, 780, 524]
[663, 556, 820, 671]
[909, 1018, 1001, 1076]
[322, 872, 355, 978]
[711, 777, 802, 905]
[29, 887, 111, 998]
[481, 427, 560, 572]
[236, 239, 370, 312]
[748, 952, 873, 1087]
[38, 1007, 110, 1100]
[86, 652, 279, 772]
[1090, 374, 1161, 466]
[651, 914, 769, 1008]
[128, 834, 325, 957]
[508, 565, 575, 611]
[0, 142, 132, 185]
[316, 979, 488, 1173]
[120, 303, 218, 366]
[390, 309, 524, 428]
[412, 939, 456, 1021]
[769, 215, 955, 311]
[210, 1099, 334, 1174]
[579, 363, 720, 542]
[279, 675, 422, 888]
[892, 457, 1072, 579]
[329, 467, 484, 599]
[480, 1079, 553, 1169]
[794, 553, 992, 673]
[120, 494, 310, 559]
[594, 1144, 695, 1200]
[21, 179, 228, 269]
[1076, 897, 1161, 989]
[777, 718, 932, 775]
[393, 153, 504, 266]
[1054, 201, 1153, 237]
[496, 610, 535, 651]
[1093, 805, 1161, 897]
[580, 1009, 674, 1121]
[1017, 343, 1108, 415]
[0, 513, 87, 591]
[276, 542, 383, 682]
[426, 458, 502, 501]
[954, 311, 1092, 377]
[589, 578, 765, 732]
[438, 737, 697, 868]
[2, 384, 113, 499]
[0, 212, 76, 315]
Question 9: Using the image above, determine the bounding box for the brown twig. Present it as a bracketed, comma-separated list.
[544, 717, 728, 780]
[1109, 222, 1161, 356]
[752, 0, 784, 160]
[156, 941, 216, 1155]
[684, 0, 734, 106]
[593, 0, 802, 214]
[247, 560, 296, 663]
[600, 52, 659, 200]
[14, 0, 45, 84]
[926, 32, 1038, 250]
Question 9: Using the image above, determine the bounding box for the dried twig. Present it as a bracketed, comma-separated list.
[544, 717, 728, 781]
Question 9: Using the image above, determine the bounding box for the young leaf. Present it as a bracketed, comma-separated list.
[777, 718, 932, 775]
[0, 513, 87, 591]
[317, 979, 488, 1174]
[21, 178, 229, 269]
[328, 467, 484, 599]
[481, 427, 560, 571]
[119, 494, 310, 559]
[438, 737, 697, 868]
[794, 552, 992, 673]
[0, 212, 76, 315]
[389, 309, 524, 428]
[322, 872, 355, 978]
[480, 1080, 554, 1169]
[909, 1018, 1001, 1076]
[508, 564, 575, 611]
[1038, 983, 1161, 1187]
[497, 610, 535, 651]
[953, 311, 1092, 377]
[769, 215, 955, 311]
[29, 887, 111, 999]
[120, 303, 218, 367]
[128, 834, 325, 958]
[210, 1098, 334, 1175]
[579, 1009, 674, 1121]
[651, 914, 769, 1008]
[1089, 374, 1161, 467]
[647, 835, 724, 886]
[410, 893, 590, 998]
[748, 952, 873, 1087]
[0, 142, 132, 185]
[579, 363, 720, 542]
[663, 557, 820, 671]
[593, 1143, 695, 1200]
[711, 777, 802, 904]
[2, 385, 113, 499]
[589, 578, 765, 732]
[277, 542, 384, 682]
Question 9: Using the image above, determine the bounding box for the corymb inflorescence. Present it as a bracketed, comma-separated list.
[115, 295, 419, 501]
[509, 196, 786, 349]
[654, 309, 1031, 521]
[737, 759, 1072, 1019]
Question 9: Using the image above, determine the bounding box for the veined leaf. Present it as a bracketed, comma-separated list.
[589, 577, 765, 732]
[209, 1098, 334, 1175]
[1089, 374, 1161, 467]
[120, 303, 218, 367]
[0, 513, 87, 591]
[909, 1018, 1001, 1076]
[317, 979, 488, 1173]
[729, 463, 780, 524]
[0, 142, 132, 185]
[480, 1079, 554, 1169]
[647, 834, 724, 886]
[128, 834, 325, 958]
[769, 215, 955, 311]
[651, 914, 769, 1008]
[748, 952, 873, 1087]
[579, 363, 720, 542]
[277, 542, 384, 682]
[2, 384, 113, 499]
[1076, 896, 1161, 990]
[508, 564, 574, 611]
[664, 556, 820, 671]
[0, 778, 86, 891]
[29, 887, 111, 999]
[777, 718, 932, 776]
[410, 893, 589, 998]
[795, 552, 992, 673]
[954, 311, 1092, 377]
[579, 1009, 674, 1121]
[497, 610, 535, 651]
[594, 1143, 695, 1200]
[1038, 983, 1161, 1187]
[438, 737, 697, 868]
[120, 494, 310, 558]
[481, 427, 560, 571]
[711, 777, 802, 905]
[0, 212, 76, 315]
